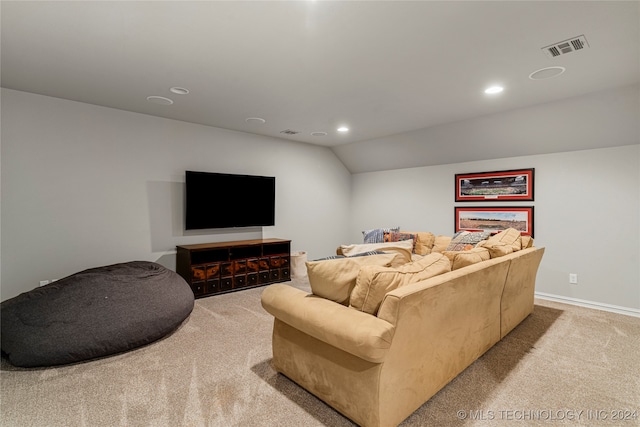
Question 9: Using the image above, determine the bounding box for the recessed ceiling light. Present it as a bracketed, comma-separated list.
[528, 66, 566, 80]
[311, 132, 327, 137]
[170, 87, 189, 95]
[484, 86, 504, 95]
[337, 126, 349, 132]
[146, 96, 174, 105]
[245, 117, 266, 124]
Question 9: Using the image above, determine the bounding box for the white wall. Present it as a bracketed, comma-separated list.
[1, 89, 351, 300]
[3, 88, 639, 312]
[350, 145, 640, 311]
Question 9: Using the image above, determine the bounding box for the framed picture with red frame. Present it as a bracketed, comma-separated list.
[455, 168, 534, 202]
[454, 206, 534, 237]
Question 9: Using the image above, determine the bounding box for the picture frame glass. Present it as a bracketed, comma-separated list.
[455, 206, 534, 236]
[455, 168, 534, 202]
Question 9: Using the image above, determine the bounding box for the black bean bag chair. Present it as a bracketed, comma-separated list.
[1, 261, 194, 368]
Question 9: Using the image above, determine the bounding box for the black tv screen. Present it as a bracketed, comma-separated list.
[185, 171, 275, 230]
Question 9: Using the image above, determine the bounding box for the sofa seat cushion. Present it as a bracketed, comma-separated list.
[350, 253, 451, 315]
[306, 253, 400, 305]
[0, 261, 194, 368]
[443, 247, 491, 270]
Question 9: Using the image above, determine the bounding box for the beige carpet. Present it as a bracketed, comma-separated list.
[1, 277, 639, 427]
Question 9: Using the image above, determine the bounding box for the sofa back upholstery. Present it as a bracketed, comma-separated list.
[374, 253, 511, 426]
[372, 246, 544, 427]
[501, 247, 545, 338]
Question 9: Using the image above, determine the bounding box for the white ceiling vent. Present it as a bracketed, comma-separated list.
[279, 129, 300, 135]
[542, 35, 589, 58]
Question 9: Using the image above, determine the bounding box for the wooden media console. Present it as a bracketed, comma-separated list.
[176, 238, 291, 298]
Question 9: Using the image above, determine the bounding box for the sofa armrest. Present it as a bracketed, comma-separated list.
[261, 284, 395, 363]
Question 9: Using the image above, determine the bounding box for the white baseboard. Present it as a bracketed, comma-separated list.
[535, 292, 640, 318]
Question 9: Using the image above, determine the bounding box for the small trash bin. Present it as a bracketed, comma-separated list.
[291, 251, 308, 278]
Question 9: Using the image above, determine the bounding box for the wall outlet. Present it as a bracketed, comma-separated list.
[569, 273, 578, 284]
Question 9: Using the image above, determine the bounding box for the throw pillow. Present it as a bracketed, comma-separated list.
[446, 230, 492, 251]
[362, 227, 400, 244]
[306, 253, 400, 305]
[350, 253, 451, 315]
[384, 232, 417, 253]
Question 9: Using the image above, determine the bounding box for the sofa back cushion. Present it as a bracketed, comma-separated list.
[306, 253, 400, 305]
[521, 235, 534, 249]
[477, 228, 523, 258]
[443, 247, 491, 270]
[349, 253, 451, 315]
[400, 231, 436, 255]
[432, 235, 452, 253]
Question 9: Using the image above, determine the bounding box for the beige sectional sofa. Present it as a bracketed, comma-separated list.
[261, 229, 544, 427]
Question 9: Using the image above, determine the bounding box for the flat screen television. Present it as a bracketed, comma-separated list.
[185, 171, 275, 230]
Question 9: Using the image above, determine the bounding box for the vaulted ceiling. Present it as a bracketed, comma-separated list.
[2, 1, 639, 172]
